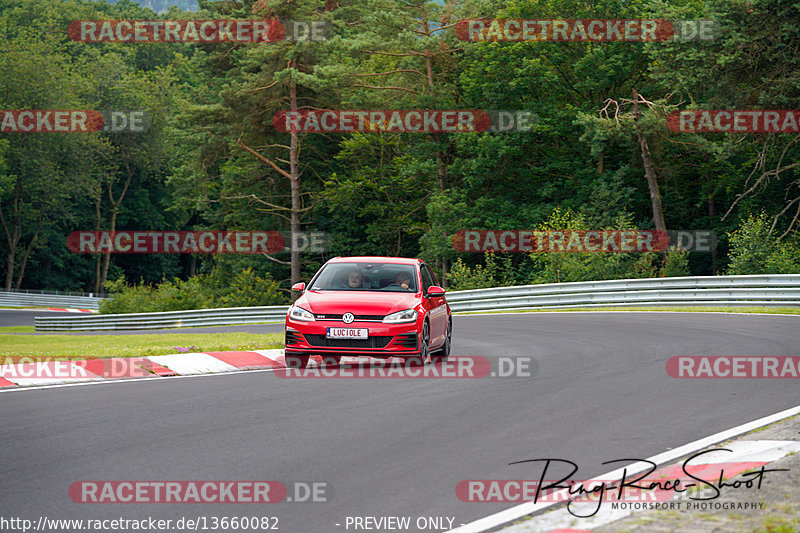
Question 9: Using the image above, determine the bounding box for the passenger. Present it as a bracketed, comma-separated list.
[347, 270, 363, 289]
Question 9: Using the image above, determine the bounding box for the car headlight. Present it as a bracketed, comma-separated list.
[288, 305, 315, 322]
[382, 309, 417, 324]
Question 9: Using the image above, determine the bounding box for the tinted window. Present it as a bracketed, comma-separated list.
[421, 264, 434, 292]
[309, 262, 418, 292]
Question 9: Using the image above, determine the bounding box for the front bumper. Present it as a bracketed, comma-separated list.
[285, 319, 420, 356]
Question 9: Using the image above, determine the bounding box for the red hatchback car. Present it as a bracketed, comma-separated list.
[284, 257, 452, 369]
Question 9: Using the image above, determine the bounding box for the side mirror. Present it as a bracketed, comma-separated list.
[291, 282, 306, 292]
[426, 285, 446, 297]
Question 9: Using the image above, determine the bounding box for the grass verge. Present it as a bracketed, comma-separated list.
[0, 326, 35, 333]
[0, 332, 283, 360]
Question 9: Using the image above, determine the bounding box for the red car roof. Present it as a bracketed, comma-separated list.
[327, 256, 421, 265]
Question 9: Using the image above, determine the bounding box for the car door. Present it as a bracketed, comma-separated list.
[420, 263, 446, 346]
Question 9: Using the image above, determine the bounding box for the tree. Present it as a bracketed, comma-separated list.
[0, 15, 94, 289]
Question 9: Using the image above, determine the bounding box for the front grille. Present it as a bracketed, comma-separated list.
[392, 333, 418, 349]
[313, 314, 385, 321]
[304, 335, 393, 348]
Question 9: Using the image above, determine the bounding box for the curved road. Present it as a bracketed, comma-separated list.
[0, 309, 82, 327]
[1, 312, 798, 532]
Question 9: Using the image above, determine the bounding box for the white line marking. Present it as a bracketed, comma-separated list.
[0, 365, 282, 393]
[0, 361, 104, 386]
[251, 349, 285, 361]
[146, 352, 239, 375]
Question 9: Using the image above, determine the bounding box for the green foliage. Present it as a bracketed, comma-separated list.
[527, 209, 661, 284]
[99, 269, 287, 314]
[449, 209, 695, 289]
[100, 276, 212, 314]
[447, 254, 517, 291]
[99, 278, 158, 315]
[726, 214, 800, 275]
[215, 267, 284, 308]
[661, 248, 691, 278]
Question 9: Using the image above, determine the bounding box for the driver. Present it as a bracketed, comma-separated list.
[394, 272, 412, 290]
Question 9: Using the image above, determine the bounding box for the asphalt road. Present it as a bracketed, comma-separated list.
[1, 312, 799, 533]
[0, 309, 79, 327]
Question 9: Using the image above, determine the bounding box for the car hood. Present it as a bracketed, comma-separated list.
[296, 290, 420, 316]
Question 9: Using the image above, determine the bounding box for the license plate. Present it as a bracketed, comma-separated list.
[326, 327, 368, 339]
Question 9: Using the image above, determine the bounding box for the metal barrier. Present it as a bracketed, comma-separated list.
[1, 290, 105, 310]
[444, 274, 800, 312]
[34, 275, 800, 331]
[35, 306, 289, 331]
[0, 288, 104, 297]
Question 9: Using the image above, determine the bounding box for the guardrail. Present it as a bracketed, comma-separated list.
[34, 274, 800, 331]
[444, 274, 800, 312]
[0, 288, 105, 297]
[1, 290, 106, 310]
[35, 306, 289, 331]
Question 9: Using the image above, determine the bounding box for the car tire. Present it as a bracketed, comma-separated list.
[432, 320, 451, 362]
[284, 354, 309, 370]
[403, 321, 430, 367]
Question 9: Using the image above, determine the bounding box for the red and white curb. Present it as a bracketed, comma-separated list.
[447, 404, 800, 533]
[47, 308, 97, 313]
[0, 350, 380, 390]
[0, 349, 293, 389]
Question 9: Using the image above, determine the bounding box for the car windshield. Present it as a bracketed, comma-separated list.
[309, 262, 418, 292]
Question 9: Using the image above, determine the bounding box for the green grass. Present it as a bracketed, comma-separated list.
[760, 514, 800, 532]
[747, 413, 799, 435]
[456, 306, 800, 315]
[0, 326, 35, 333]
[0, 332, 283, 360]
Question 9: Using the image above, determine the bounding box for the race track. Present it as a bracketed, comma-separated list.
[0, 309, 80, 327]
[1, 312, 798, 532]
